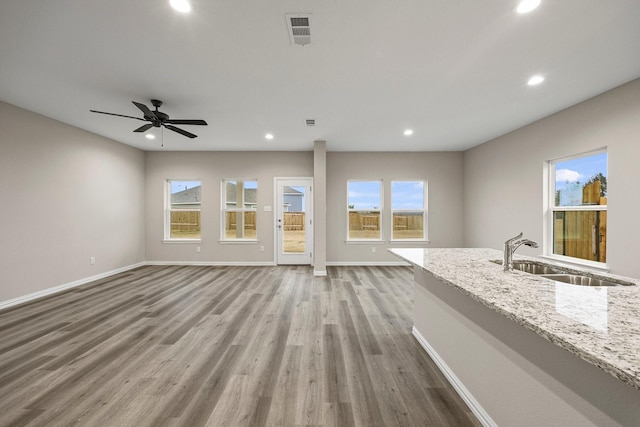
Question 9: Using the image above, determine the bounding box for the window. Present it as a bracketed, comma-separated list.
[547, 150, 607, 265]
[347, 180, 382, 240]
[166, 180, 201, 240]
[222, 179, 257, 240]
[391, 180, 427, 240]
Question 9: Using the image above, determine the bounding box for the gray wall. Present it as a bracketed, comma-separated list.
[463, 78, 640, 277]
[144, 150, 464, 265]
[3, 77, 639, 303]
[144, 151, 314, 263]
[327, 152, 465, 264]
[0, 101, 145, 302]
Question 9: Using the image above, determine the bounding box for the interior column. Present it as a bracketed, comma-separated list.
[313, 140, 327, 276]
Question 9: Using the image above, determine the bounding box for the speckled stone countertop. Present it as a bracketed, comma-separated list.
[389, 247, 640, 390]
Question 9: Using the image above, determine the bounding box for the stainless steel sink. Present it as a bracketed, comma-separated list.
[511, 261, 566, 275]
[490, 259, 635, 286]
[541, 274, 632, 287]
[490, 259, 566, 274]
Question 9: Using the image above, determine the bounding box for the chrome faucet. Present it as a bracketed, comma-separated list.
[503, 232, 539, 271]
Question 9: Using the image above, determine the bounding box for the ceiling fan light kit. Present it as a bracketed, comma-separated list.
[89, 99, 208, 140]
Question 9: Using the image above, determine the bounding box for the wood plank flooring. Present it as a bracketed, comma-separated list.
[0, 265, 480, 427]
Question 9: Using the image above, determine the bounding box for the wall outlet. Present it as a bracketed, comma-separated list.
[371, 247, 376, 253]
[264, 206, 272, 212]
[260, 246, 265, 252]
[196, 246, 201, 253]
[90, 256, 96, 265]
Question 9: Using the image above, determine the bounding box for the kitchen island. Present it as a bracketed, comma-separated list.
[390, 247, 640, 427]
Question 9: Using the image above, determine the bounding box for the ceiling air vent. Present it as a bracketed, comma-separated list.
[305, 119, 316, 127]
[286, 14, 312, 46]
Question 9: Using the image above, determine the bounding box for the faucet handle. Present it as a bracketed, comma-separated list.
[505, 232, 523, 244]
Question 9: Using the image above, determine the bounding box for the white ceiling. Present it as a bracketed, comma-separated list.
[1, 0, 639, 152]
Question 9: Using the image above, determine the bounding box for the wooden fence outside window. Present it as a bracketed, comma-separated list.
[554, 181, 607, 262]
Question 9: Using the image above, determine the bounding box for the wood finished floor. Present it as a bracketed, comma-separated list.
[0, 265, 480, 427]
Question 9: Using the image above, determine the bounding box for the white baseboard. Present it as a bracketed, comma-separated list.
[412, 326, 496, 427]
[0, 262, 146, 311]
[326, 261, 410, 267]
[145, 261, 276, 266]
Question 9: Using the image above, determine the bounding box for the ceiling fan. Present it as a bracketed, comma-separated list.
[90, 99, 207, 139]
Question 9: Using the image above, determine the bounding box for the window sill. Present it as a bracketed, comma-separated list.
[346, 240, 386, 245]
[389, 239, 430, 244]
[162, 239, 202, 244]
[219, 240, 259, 245]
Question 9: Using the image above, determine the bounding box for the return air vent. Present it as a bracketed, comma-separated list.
[286, 14, 312, 46]
[305, 119, 316, 127]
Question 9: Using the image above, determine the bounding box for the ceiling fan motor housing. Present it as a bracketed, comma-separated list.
[149, 100, 168, 125]
[152, 111, 169, 124]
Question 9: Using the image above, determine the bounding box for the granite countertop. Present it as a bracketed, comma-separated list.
[389, 247, 640, 390]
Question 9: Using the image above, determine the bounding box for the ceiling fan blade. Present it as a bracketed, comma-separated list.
[133, 123, 154, 133]
[132, 101, 155, 119]
[164, 119, 208, 126]
[165, 124, 197, 139]
[90, 109, 145, 121]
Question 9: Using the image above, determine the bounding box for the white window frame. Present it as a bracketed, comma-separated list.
[164, 179, 202, 242]
[543, 149, 607, 269]
[221, 179, 258, 242]
[390, 180, 428, 242]
[346, 180, 383, 242]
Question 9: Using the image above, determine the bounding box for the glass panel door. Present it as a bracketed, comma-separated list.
[276, 178, 313, 265]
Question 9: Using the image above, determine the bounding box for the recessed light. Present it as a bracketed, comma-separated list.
[145, 134, 156, 140]
[170, 0, 191, 13]
[515, 0, 541, 14]
[404, 129, 414, 136]
[527, 74, 545, 86]
[265, 133, 274, 140]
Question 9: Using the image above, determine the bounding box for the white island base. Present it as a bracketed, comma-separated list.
[393, 248, 640, 427]
[413, 268, 640, 426]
